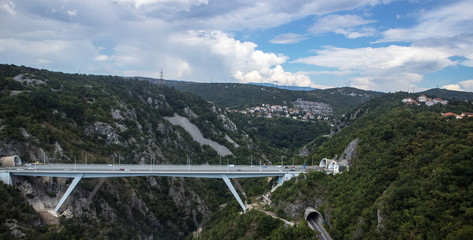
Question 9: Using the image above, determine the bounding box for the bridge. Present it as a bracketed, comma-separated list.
[0, 164, 303, 214]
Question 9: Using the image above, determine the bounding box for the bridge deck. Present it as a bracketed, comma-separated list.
[2, 164, 304, 213]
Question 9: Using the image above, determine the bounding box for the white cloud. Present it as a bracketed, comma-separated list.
[168, 30, 311, 86]
[67, 9, 78, 17]
[441, 84, 463, 91]
[381, 0, 473, 42]
[95, 55, 109, 61]
[444, 79, 473, 92]
[114, 0, 208, 11]
[459, 79, 473, 92]
[0, 0, 15, 15]
[3, 0, 469, 93]
[308, 14, 376, 38]
[294, 45, 456, 91]
[270, 33, 308, 44]
[0, 38, 103, 73]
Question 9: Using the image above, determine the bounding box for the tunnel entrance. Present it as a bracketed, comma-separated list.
[304, 207, 332, 240]
[307, 211, 323, 222]
[304, 207, 323, 223]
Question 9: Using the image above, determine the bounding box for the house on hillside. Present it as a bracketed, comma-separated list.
[461, 112, 473, 118]
[442, 112, 462, 119]
[417, 95, 427, 102]
[402, 97, 415, 103]
[425, 100, 435, 107]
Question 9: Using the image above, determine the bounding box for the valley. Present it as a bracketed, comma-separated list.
[1, 64, 473, 239]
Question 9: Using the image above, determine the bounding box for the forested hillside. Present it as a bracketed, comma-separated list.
[270, 93, 473, 239]
[0, 64, 328, 239]
[163, 80, 384, 116]
[3, 64, 473, 239]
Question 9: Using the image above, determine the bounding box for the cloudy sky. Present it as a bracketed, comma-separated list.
[1, 0, 473, 92]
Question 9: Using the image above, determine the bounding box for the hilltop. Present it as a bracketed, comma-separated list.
[162, 79, 384, 116]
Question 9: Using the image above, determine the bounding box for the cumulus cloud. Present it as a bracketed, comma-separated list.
[442, 80, 473, 92]
[168, 30, 311, 86]
[294, 45, 456, 91]
[2, 0, 470, 92]
[441, 84, 463, 91]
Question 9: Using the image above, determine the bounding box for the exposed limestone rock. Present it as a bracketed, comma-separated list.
[218, 114, 238, 132]
[225, 134, 240, 148]
[298, 146, 310, 156]
[376, 208, 384, 232]
[292, 98, 333, 115]
[184, 107, 198, 119]
[164, 114, 233, 156]
[338, 138, 359, 166]
[111, 108, 125, 120]
[13, 74, 47, 87]
[53, 141, 64, 157]
[85, 122, 124, 146]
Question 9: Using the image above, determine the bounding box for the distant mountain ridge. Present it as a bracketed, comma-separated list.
[419, 88, 473, 101]
[163, 80, 384, 116]
[248, 82, 316, 91]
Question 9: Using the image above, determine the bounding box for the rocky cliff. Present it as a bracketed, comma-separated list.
[0, 64, 264, 239]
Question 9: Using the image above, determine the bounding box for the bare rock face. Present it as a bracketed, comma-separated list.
[184, 107, 198, 119]
[338, 138, 359, 166]
[85, 122, 124, 146]
[218, 114, 238, 132]
[164, 114, 233, 156]
[292, 98, 333, 115]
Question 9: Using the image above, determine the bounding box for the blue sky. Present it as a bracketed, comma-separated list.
[1, 0, 473, 92]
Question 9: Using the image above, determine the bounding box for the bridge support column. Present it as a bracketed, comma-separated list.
[221, 175, 246, 212]
[0, 171, 12, 185]
[55, 174, 84, 213]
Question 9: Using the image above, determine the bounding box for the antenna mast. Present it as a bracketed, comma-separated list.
[160, 68, 164, 85]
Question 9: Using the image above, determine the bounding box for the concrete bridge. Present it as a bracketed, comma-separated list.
[0, 164, 303, 213]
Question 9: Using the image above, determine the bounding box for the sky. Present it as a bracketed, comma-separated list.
[1, 0, 473, 92]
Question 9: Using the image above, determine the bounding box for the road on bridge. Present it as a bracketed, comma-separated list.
[6, 164, 304, 175]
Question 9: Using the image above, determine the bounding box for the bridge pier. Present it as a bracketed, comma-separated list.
[221, 175, 246, 212]
[55, 174, 84, 213]
[0, 171, 13, 185]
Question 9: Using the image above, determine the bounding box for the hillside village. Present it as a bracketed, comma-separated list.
[402, 94, 449, 106]
[402, 95, 473, 119]
[228, 98, 334, 121]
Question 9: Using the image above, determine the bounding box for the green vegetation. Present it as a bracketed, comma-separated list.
[0, 183, 45, 239]
[194, 202, 317, 240]
[230, 113, 331, 153]
[271, 93, 473, 239]
[166, 81, 384, 116]
[4, 64, 473, 239]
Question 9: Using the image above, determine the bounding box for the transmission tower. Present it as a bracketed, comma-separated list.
[160, 68, 164, 85]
